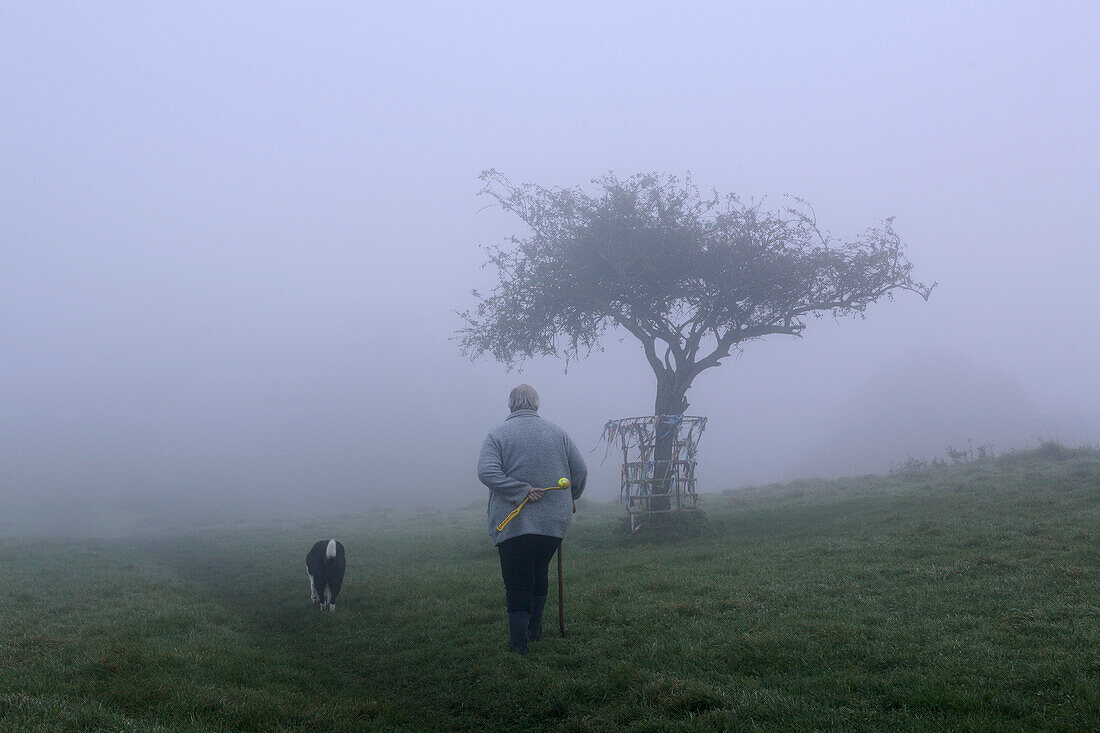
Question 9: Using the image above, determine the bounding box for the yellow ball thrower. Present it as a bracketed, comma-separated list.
[495, 477, 570, 532]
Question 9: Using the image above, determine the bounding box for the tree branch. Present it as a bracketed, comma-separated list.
[688, 323, 801, 379]
[614, 314, 666, 377]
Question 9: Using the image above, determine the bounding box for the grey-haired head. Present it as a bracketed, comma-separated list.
[508, 384, 540, 413]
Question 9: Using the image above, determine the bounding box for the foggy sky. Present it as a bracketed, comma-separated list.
[2, 2, 1098, 533]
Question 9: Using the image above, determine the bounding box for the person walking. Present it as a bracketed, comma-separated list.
[477, 384, 587, 654]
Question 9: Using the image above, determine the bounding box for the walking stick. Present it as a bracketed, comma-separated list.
[558, 499, 576, 636]
[557, 544, 565, 636]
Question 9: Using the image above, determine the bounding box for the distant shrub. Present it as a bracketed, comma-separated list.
[1007, 440, 1097, 462]
[1035, 441, 1077, 460]
[946, 445, 969, 464]
[893, 440, 1002, 475]
[890, 454, 931, 475]
[946, 440, 997, 465]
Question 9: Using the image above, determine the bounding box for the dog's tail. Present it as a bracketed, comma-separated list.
[326, 538, 337, 560]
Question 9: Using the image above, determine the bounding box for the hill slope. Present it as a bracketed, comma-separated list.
[2, 447, 1097, 731]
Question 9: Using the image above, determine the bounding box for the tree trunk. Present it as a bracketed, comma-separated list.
[651, 375, 690, 515]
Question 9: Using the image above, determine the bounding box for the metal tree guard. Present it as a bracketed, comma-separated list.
[600, 415, 707, 532]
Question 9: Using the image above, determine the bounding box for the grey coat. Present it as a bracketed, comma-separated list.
[477, 409, 588, 545]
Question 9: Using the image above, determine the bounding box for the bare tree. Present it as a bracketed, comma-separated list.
[459, 171, 933, 507]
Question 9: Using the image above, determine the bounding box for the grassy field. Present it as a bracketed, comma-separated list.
[2, 446, 1098, 732]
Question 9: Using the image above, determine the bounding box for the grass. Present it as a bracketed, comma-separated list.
[1, 446, 1098, 731]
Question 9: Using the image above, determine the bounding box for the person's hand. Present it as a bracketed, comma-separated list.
[527, 488, 545, 502]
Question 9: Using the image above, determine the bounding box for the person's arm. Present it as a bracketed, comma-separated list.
[477, 434, 531, 503]
[564, 434, 588, 501]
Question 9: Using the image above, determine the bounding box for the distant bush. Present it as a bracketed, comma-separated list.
[999, 440, 1098, 464]
[889, 454, 936, 475]
[893, 439, 1097, 476]
[1034, 441, 1088, 460]
[892, 439, 997, 474]
[946, 439, 998, 465]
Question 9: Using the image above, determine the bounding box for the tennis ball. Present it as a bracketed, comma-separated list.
[559, 478, 570, 489]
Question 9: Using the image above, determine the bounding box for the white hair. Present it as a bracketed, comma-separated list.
[508, 384, 540, 412]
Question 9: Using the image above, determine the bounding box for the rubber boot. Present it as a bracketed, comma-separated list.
[507, 612, 529, 654]
[528, 595, 548, 641]
[506, 590, 531, 654]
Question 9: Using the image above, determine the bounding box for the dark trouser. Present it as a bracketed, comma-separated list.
[497, 534, 562, 611]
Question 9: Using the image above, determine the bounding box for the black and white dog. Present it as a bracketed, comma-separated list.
[306, 539, 346, 611]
